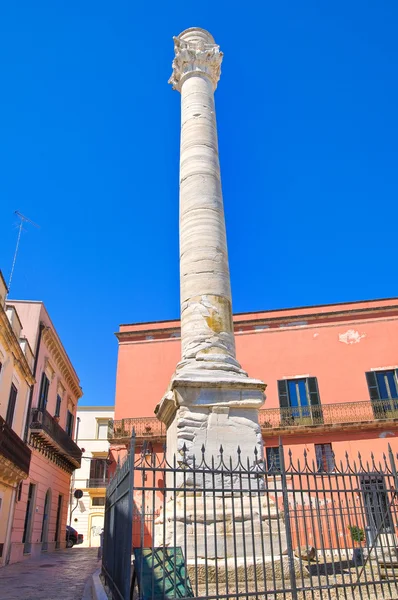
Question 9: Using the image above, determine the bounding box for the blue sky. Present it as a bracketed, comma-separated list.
[0, 2, 397, 407]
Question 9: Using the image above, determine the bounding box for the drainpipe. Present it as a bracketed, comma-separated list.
[24, 322, 45, 442]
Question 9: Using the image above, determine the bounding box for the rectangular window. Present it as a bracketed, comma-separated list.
[66, 411, 74, 437]
[55, 395, 62, 418]
[6, 383, 18, 427]
[38, 373, 50, 411]
[90, 458, 108, 482]
[92, 497, 105, 507]
[97, 421, 108, 440]
[266, 447, 281, 472]
[277, 377, 322, 424]
[366, 370, 398, 416]
[315, 443, 334, 472]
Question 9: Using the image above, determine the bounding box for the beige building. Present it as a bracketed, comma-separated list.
[0, 272, 35, 565]
[70, 406, 114, 547]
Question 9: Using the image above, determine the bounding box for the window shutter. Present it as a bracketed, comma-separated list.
[307, 377, 320, 406]
[366, 372, 380, 401]
[277, 380, 289, 408]
[6, 384, 18, 427]
[38, 373, 49, 411]
[44, 377, 49, 410]
[38, 373, 45, 409]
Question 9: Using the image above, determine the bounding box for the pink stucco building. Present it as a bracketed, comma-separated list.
[5, 301, 82, 564]
[110, 297, 398, 469]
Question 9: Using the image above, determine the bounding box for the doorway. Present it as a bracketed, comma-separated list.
[54, 495, 63, 549]
[41, 489, 51, 551]
[360, 474, 394, 547]
[23, 483, 36, 554]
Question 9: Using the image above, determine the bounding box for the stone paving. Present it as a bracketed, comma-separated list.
[0, 547, 99, 600]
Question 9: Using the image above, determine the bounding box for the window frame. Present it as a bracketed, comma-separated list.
[91, 496, 106, 507]
[315, 443, 335, 473]
[266, 446, 281, 472]
[96, 420, 108, 440]
[6, 383, 18, 427]
[55, 394, 62, 418]
[65, 410, 74, 437]
[38, 372, 50, 411]
[277, 377, 322, 424]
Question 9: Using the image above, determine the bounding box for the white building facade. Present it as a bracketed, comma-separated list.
[70, 406, 114, 547]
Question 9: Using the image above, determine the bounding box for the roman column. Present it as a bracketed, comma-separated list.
[156, 28, 266, 463]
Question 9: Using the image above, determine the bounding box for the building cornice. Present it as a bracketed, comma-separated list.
[0, 309, 35, 385]
[41, 327, 82, 400]
[116, 301, 398, 343]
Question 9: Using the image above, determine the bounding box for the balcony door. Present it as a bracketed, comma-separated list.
[366, 370, 398, 418]
[278, 377, 323, 425]
[90, 459, 108, 486]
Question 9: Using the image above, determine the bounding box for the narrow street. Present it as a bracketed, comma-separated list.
[0, 547, 99, 600]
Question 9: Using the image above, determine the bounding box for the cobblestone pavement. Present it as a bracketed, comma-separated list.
[0, 547, 99, 600]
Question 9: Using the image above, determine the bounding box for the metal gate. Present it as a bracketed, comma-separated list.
[102, 436, 134, 600]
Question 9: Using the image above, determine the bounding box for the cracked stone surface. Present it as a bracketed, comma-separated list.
[0, 547, 98, 600]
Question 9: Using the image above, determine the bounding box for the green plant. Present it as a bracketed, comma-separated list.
[348, 525, 365, 545]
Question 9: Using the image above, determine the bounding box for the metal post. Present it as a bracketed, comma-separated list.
[279, 438, 298, 600]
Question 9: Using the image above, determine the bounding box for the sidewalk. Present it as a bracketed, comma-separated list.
[0, 547, 99, 600]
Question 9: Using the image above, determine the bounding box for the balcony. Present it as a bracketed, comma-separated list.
[108, 417, 165, 442]
[0, 416, 31, 481]
[108, 399, 398, 443]
[30, 408, 82, 469]
[86, 477, 110, 488]
[259, 398, 398, 435]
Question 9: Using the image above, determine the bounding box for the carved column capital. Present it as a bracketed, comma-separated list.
[168, 29, 223, 92]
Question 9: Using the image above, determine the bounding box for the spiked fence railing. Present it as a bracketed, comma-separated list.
[103, 436, 398, 600]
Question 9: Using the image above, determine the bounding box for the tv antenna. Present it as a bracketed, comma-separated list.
[7, 211, 40, 296]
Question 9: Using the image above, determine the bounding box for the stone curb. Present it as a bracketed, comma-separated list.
[92, 569, 108, 600]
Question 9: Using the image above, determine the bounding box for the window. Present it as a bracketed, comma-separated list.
[92, 497, 105, 507]
[90, 458, 108, 483]
[6, 383, 18, 427]
[66, 411, 74, 437]
[366, 370, 398, 401]
[315, 443, 334, 472]
[97, 421, 108, 440]
[366, 370, 398, 417]
[38, 373, 50, 411]
[277, 377, 322, 424]
[266, 447, 281, 472]
[55, 395, 62, 418]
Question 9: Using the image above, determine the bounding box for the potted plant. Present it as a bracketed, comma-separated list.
[348, 525, 365, 565]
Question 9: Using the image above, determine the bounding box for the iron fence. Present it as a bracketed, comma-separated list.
[108, 400, 398, 443]
[108, 417, 165, 441]
[102, 441, 134, 600]
[259, 399, 398, 429]
[103, 436, 398, 599]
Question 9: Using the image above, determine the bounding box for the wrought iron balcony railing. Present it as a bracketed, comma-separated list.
[259, 398, 398, 430]
[86, 477, 110, 488]
[30, 408, 82, 468]
[108, 399, 398, 442]
[108, 417, 165, 441]
[0, 416, 31, 476]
